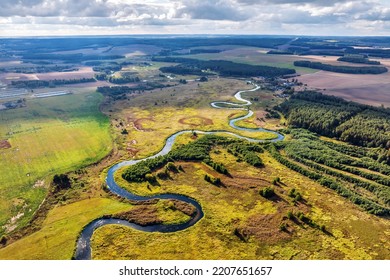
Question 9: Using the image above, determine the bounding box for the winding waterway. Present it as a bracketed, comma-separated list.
[74, 84, 284, 260]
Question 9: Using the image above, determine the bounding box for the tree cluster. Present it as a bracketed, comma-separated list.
[277, 91, 390, 151]
[294, 60, 387, 74]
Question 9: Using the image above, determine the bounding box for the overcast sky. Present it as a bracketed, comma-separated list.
[0, 0, 389, 36]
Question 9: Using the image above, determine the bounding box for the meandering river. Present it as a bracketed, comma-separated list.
[74, 84, 284, 260]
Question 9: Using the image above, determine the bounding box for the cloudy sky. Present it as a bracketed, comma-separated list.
[0, 0, 390, 36]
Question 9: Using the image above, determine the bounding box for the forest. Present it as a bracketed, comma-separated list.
[293, 60, 387, 74]
[122, 135, 264, 183]
[337, 55, 380, 65]
[277, 91, 390, 155]
[154, 57, 296, 77]
[11, 78, 96, 88]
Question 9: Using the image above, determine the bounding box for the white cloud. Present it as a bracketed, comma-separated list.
[0, 0, 389, 36]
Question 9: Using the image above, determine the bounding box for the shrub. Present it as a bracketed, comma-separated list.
[204, 174, 221, 186]
[297, 211, 305, 221]
[260, 187, 275, 198]
[157, 170, 169, 180]
[145, 174, 157, 184]
[166, 162, 178, 173]
[272, 177, 281, 185]
[52, 174, 71, 191]
[0, 235, 8, 246]
[279, 223, 287, 232]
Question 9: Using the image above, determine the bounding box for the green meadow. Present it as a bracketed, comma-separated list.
[0, 92, 112, 235]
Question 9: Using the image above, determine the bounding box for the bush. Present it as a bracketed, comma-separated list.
[260, 187, 275, 198]
[272, 177, 281, 185]
[286, 211, 294, 220]
[52, 174, 71, 191]
[166, 162, 178, 173]
[0, 235, 8, 246]
[145, 174, 157, 184]
[204, 174, 221, 186]
[157, 170, 169, 180]
[288, 188, 302, 202]
[297, 211, 305, 221]
[279, 223, 287, 232]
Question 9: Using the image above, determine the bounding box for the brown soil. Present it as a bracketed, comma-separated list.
[0, 140, 11, 149]
[111, 205, 162, 226]
[298, 70, 390, 107]
[178, 116, 213, 127]
[110, 199, 195, 226]
[126, 147, 140, 157]
[170, 199, 197, 217]
[35, 67, 95, 80]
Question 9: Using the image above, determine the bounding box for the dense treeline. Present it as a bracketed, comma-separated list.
[227, 142, 264, 167]
[11, 78, 96, 88]
[168, 49, 223, 55]
[154, 57, 295, 78]
[0, 65, 78, 74]
[159, 65, 206, 76]
[267, 50, 293, 55]
[266, 142, 390, 216]
[319, 140, 390, 173]
[294, 60, 387, 74]
[277, 91, 390, 153]
[1, 36, 293, 57]
[92, 64, 122, 73]
[97, 82, 167, 97]
[108, 76, 140, 84]
[346, 47, 390, 58]
[21, 53, 125, 63]
[281, 136, 390, 205]
[122, 135, 264, 183]
[337, 55, 380, 65]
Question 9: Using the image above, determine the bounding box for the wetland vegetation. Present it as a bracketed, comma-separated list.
[0, 35, 389, 260]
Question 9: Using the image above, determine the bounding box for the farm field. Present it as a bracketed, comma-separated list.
[298, 70, 390, 107]
[0, 91, 112, 235]
[183, 47, 318, 74]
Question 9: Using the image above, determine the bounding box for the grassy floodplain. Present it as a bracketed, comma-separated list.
[0, 91, 112, 235]
[91, 137, 390, 259]
[104, 78, 279, 159]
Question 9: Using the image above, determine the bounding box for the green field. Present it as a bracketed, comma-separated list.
[0, 92, 112, 235]
[183, 47, 318, 74]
